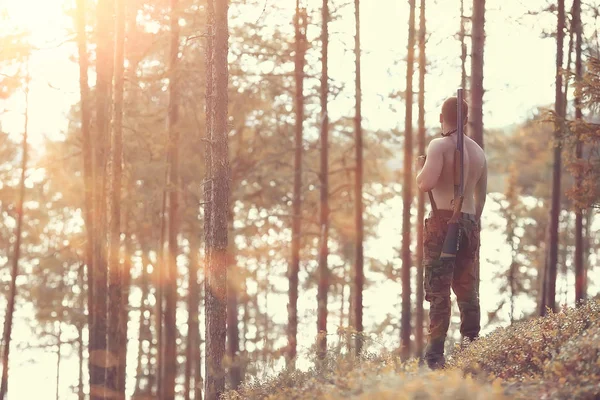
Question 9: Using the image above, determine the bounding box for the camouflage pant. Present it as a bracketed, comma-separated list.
[423, 211, 481, 368]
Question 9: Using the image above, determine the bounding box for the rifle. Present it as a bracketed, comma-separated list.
[439, 88, 465, 260]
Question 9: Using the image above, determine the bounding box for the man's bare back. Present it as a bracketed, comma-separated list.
[416, 134, 487, 219]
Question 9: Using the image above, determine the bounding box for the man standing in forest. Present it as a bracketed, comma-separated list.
[416, 96, 487, 370]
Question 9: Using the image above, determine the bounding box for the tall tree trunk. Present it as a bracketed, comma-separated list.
[205, 0, 230, 397]
[573, 0, 586, 304]
[118, 227, 133, 393]
[415, 0, 426, 360]
[185, 240, 201, 400]
[90, 0, 114, 396]
[227, 216, 241, 389]
[134, 253, 150, 395]
[470, 0, 485, 147]
[75, 0, 95, 336]
[155, 174, 168, 396]
[56, 324, 62, 400]
[317, 0, 330, 360]
[77, 262, 86, 400]
[546, 0, 565, 315]
[288, 0, 307, 368]
[353, 0, 365, 357]
[470, 0, 485, 307]
[106, 0, 126, 394]
[0, 67, 29, 400]
[400, 0, 416, 362]
[460, 0, 468, 90]
[164, 1, 181, 398]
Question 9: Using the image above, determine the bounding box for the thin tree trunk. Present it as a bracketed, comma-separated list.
[75, 0, 95, 336]
[78, 323, 84, 400]
[107, 0, 126, 394]
[573, 0, 585, 304]
[205, 0, 230, 397]
[164, 1, 181, 398]
[77, 263, 85, 400]
[400, 0, 416, 362]
[470, 0, 485, 148]
[470, 0, 485, 305]
[118, 226, 132, 394]
[317, 0, 330, 360]
[185, 240, 201, 400]
[547, 0, 565, 314]
[202, 0, 214, 396]
[415, 0, 426, 360]
[353, 0, 365, 357]
[90, 0, 114, 396]
[134, 253, 150, 395]
[460, 0, 468, 90]
[0, 67, 29, 400]
[227, 216, 241, 389]
[56, 324, 62, 400]
[155, 174, 168, 397]
[288, 0, 307, 368]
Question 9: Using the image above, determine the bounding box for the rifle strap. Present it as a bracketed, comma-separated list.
[427, 191, 438, 216]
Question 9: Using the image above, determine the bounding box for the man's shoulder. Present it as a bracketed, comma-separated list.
[429, 137, 454, 150]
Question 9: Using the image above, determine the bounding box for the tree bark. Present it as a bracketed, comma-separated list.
[90, 0, 114, 396]
[460, 0, 468, 91]
[470, 0, 485, 307]
[56, 324, 62, 400]
[546, 0, 565, 314]
[155, 172, 168, 396]
[353, 0, 365, 358]
[227, 216, 241, 389]
[106, 0, 126, 394]
[185, 240, 201, 400]
[573, 0, 586, 304]
[288, 0, 307, 368]
[205, 0, 230, 398]
[134, 253, 151, 395]
[74, 0, 95, 340]
[0, 66, 29, 400]
[470, 0, 485, 148]
[118, 227, 132, 394]
[415, 0, 426, 360]
[400, 0, 416, 362]
[317, 0, 330, 360]
[163, 1, 181, 398]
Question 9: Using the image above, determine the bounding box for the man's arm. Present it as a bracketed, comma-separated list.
[474, 157, 487, 220]
[416, 139, 444, 192]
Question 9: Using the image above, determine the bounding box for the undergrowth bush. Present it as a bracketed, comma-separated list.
[449, 300, 600, 382]
[223, 300, 600, 399]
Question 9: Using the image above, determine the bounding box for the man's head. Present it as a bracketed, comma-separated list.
[440, 96, 469, 128]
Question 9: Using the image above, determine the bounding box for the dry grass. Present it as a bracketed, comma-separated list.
[223, 300, 600, 399]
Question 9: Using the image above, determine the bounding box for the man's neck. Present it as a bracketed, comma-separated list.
[441, 126, 457, 137]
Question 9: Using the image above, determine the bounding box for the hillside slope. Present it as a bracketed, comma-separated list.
[224, 300, 600, 399]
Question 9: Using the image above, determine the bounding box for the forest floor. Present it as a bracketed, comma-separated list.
[223, 299, 600, 399]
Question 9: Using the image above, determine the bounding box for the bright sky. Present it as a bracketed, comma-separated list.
[0, 0, 588, 398]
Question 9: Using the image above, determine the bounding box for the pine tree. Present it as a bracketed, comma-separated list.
[205, 0, 230, 397]
[288, 0, 307, 367]
[106, 0, 126, 393]
[164, 0, 181, 397]
[545, 0, 565, 315]
[317, 0, 330, 359]
[573, 0, 586, 304]
[415, 0, 427, 359]
[353, 0, 364, 357]
[401, 0, 416, 361]
[0, 66, 29, 400]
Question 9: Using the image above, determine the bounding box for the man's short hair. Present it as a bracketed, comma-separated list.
[441, 96, 469, 126]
